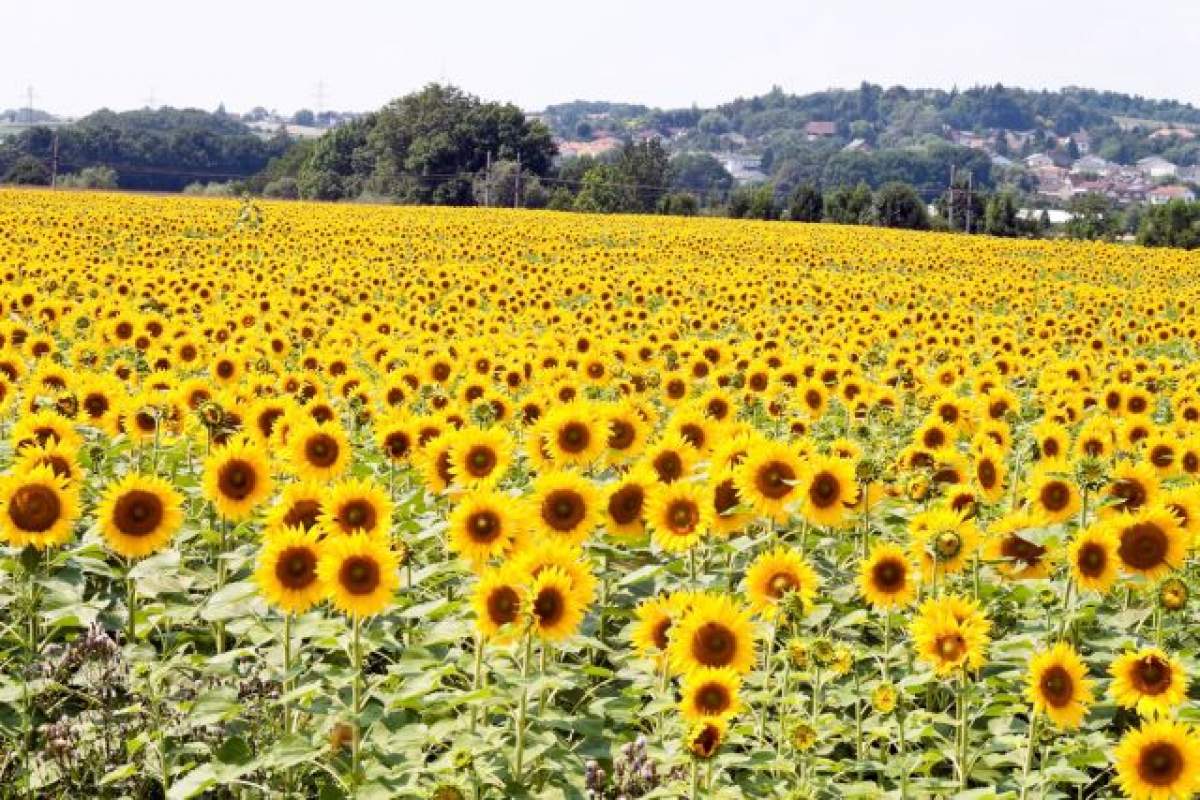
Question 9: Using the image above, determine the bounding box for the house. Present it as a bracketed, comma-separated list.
[1179, 165, 1200, 184]
[804, 121, 837, 139]
[1147, 185, 1196, 205]
[716, 152, 767, 185]
[842, 138, 871, 153]
[556, 136, 622, 159]
[1137, 156, 1178, 179]
[1006, 129, 1038, 151]
[990, 154, 1014, 168]
[1017, 209, 1074, 225]
[1071, 130, 1091, 154]
[1149, 127, 1197, 141]
[1071, 155, 1114, 176]
[1025, 152, 1055, 169]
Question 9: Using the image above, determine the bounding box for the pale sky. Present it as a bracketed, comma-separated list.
[5, 0, 1200, 117]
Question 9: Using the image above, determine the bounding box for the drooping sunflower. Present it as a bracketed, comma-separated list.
[668, 593, 756, 676]
[1102, 461, 1161, 518]
[317, 532, 400, 618]
[448, 489, 525, 566]
[1025, 461, 1082, 524]
[745, 545, 820, 618]
[679, 667, 743, 723]
[471, 565, 525, 641]
[910, 594, 991, 675]
[97, 473, 184, 559]
[645, 481, 713, 553]
[858, 542, 915, 610]
[1027, 642, 1093, 729]
[202, 437, 274, 521]
[1111, 506, 1187, 580]
[254, 526, 326, 614]
[798, 454, 858, 528]
[1068, 523, 1121, 592]
[416, 432, 458, 495]
[685, 718, 727, 760]
[1110, 647, 1189, 718]
[447, 426, 513, 489]
[527, 470, 601, 546]
[319, 478, 392, 539]
[1113, 720, 1200, 800]
[528, 566, 585, 642]
[984, 511, 1054, 580]
[287, 420, 350, 482]
[0, 464, 80, 549]
[602, 400, 651, 464]
[266, 480, 325, 532]
[734, 441, 804, 522]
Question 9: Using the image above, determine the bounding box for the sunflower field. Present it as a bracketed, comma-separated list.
[5, 188, 1200, 799]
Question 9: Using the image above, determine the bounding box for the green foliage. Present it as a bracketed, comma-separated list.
[787, 183, 824, 222]
[669, 152, 733, 203]
[873, 182, 929, 230]
[658, 191, 699, 216]
[55, 165, 119, 190]
[1065, 192, 1119, 241]
[729, 184, 778, 220]
[574, 164, 637, 213]
[983, 190, 1020, 237]
[824, 182, 874, 225]
[1137, 200, 1200, 249]
[3, 154, 50, 185]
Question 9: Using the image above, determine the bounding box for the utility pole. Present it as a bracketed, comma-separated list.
[514, 153, 521, 209]
[50, 131, 58, 188]
[948, 165, 956, 231]
[26, 85, 34, 125]
[965, 173, 973, 233]
[484, 151, 491, 207]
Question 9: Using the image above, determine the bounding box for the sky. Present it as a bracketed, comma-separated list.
[5, 0, 1200, 117]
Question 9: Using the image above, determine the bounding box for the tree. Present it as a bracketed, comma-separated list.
[729, 184, 777, 220]
[573, 165, 636, 213]
[874, 182, 929, 229]
[1065, 192, 1118, 241]
[824, 182, 874, 224]
[1137, 200, 1200, 249]
[292, 109, 316, 127]
[616, 139, 671, 213]
[55, 165, 118, 189]
[983, 190, 1019, 236]
[669, 153, 733, 203]
[787, 183, 823, 222]
[659, 192, 699, 216]
[3, 155, 50, 185]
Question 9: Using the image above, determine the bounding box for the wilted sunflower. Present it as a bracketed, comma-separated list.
[858, 542, 915, 610]
[1025, 461, 1082, 524]
[317, 532, 399, 617]
[735, 441, 804, 522]
[1114, 720, 1200, 800]
[319, 478, 392, 539]
[528, 470, 600, 546]
[203, 437, 274, 521]
[447, 426, 513, 489]
[1111, 506, 1187, 580]
[97, 473, 184, 559]
[527, 566, 585, 642]
[0, 464, 80, 549]
[1110, 647, 1188, 718]
[798, 454, 858, 528]
[1027, 642, 1093, 729]
[254, 526, 325, 614]
[745, 545, 820, 618]
[471, 565, 525, 641]
[287, 420, 350, 482]
[645, 481, 713, 553]
[668, 593, 756, 676]
[448, 489, 524, 566]
[679, 667, 742, 722]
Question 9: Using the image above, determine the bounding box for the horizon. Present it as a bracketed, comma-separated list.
[5, 0, 1200, 118]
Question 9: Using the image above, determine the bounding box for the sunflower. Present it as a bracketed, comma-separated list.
[984, 511, 1054, 580]
[798, 454, 858, 528]
[1112, 506, 1187, 580]
[1102, 461, 1161, 518]
[539, 402, 607, 468]
[1110, 648, 1189, 718]
[910, 594, 990, 675]
[908, 507, 980, 581]
[858, 542, 915, 610]
[97, 473, 184, 559]
[973, 444, 1006, 503]
[287, 420, 350, 482]
[528, 470, 601, 546]
[375, 414, 416, 464]
[254, 526, 326, 614]
[448, 489, 524, 566]
[319, 478, 392, 539]
[448, 426, 513, 489]
[13, 439, 81, 484]
[668, 593, 756, 676]
[631, 594, 678, 656]
[745, 545, 820, 617]
[528, 566, 585, 642]
[1027, 642, 1093, 729]
[317, 532, 399, 617]
[708, 467, 750, 537]
[602, 401, 651, 463]
[1114, 720, 1200, 800]
[416, 433, 458, 495]
[645, 481, 712, 553]
[604, 466, 655, 538]
[203, 437, 274, 521]
[1032, 420, 1069, 461]
[266, 480, 325, 532]
[685, 718, 727, 760]
[1025, 461, 1082, 524]
[735, 441, 804, 522]
[511, 539, 597, 606]
[1161, 487, 1200, 545]
[1144, 432, 1180, 478]
[471, 565, 525, 641]
[0, 464, 80, 549]
[1068, 523, 1121, 592]
[642, 433, 698, 485]
[680, 667, 743, 722]
[11, 409, 82, 453]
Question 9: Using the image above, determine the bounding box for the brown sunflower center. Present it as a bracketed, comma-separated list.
[1042, 438, 1060, 458]
[1132, 655, 1172, 696]
[768, 572, 798, 598]
[217, 459, 258, 501]
[607, 484, 644, 525]
[1000, 534, 1046, 566]
[542, 489, 586, 533]
[384, 431, 411, 460]
[679, 424, 705, 449]
[1076, 541, 1108, 577]
[713, 479, 739, 516]
[465, 446, 497, 477]
[652, 618, 672, 650]
[755, 460, 796, 501]
[1040, 481, 1071, 512]
[1138, 742, 1184, 787]
[533, 586, 565, 626]
[113, 489, 164, 536]
[1119, 522, 1169, 571]
[696, 682, 731, 714]
[977, 460, 997, 488]
[690, 723, 721, 758]
[487, 586, 520, 625]
[283, 499, 321, 531]
[668, 500, 699, 533]
[935, 633, 966, 662]
[339, 500, 376, 532]
[692, 622, 735, 668]
[652, 451, 683, 483]
[608, 419, 635, 450]
[274, 546, 318, 590]
[1151, 446, 1175, 468]
[83, 393, 109, 418]
[808, 471, 839, 508]
[871, 558, 906, 592]
[339, 556, 381, 595]
[468, 510, 502, 543]
[7, 484, 62, 533]
[1111, 479, 1148, 513]
[557, 422, 591, 454]
[304, 434, 340, 468]
[1039, 664, 1075, 707]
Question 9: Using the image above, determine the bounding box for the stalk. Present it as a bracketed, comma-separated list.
[513, 627, 534, 783]
[1019, 711, 1039, 800]
[351, 614, 362, 785]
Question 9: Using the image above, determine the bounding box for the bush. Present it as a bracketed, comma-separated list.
[263, 177, 300, 199]
[56, 165, 118, 190]
[3, 155, 50, 185]
[182, 181, 237, 198]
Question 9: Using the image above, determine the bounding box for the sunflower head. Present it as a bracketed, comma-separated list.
[317, 533, 400, 618]
[0, 464, 80, 549]
[255, 525, 326, 614]
[99, 473, 184, 559]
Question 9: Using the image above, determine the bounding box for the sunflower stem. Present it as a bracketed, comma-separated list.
[689, 547, 698, 586]
[126, 564, 137, 644]
[958, 668, 970, 791]
[350, 613, 362, 786]
[1056, 577, 1074, 643]
[215, 517, 228, 654]
[514, 627, 534, 784]
[537, 643, 548, 716]
[689, 758, 700, 799]
[470, 632, 485, 734]
[282, 612, 293, 735]
[1019, 710, 1039, 800]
